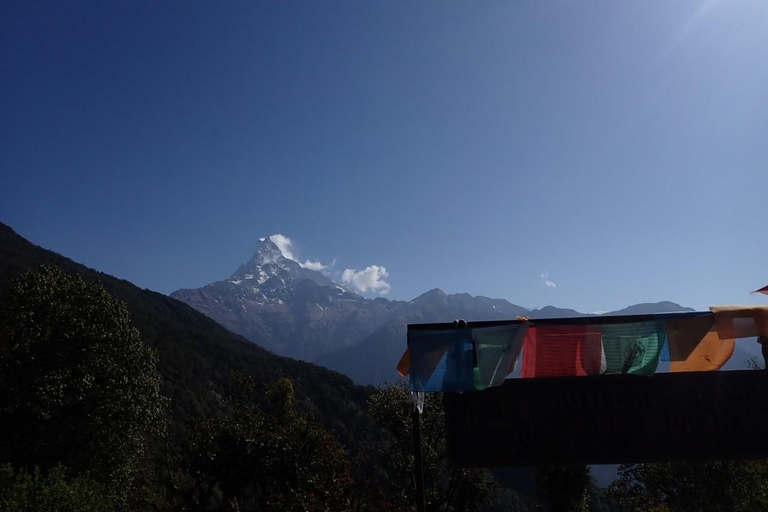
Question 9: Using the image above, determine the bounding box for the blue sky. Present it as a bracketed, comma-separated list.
[2, 0, 767, 313]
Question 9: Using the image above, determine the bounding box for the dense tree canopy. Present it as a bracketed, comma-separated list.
[0, 464, 116, 512]
[171, 377, 356, 512]
[607, 460, 768, 512]
[0, 266, 165, 505]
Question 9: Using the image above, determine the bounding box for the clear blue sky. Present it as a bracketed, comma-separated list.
[2, 0, 767, 313]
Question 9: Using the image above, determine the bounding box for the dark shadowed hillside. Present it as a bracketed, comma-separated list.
[0, 222, 374, 446]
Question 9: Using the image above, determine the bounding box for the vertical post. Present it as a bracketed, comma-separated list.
[412, 404, 426, 512]
[408, 329, 426, 512]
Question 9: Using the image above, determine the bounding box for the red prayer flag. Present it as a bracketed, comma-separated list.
[521, 324, 602, 378]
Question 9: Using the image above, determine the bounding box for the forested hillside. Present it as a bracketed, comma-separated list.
[0, 222, 373, 445]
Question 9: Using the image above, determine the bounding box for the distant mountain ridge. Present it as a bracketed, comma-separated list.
[604, 301, 694, 316]
[171, 236, 695, 384]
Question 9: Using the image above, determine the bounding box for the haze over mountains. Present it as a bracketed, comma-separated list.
[171, 236, 698, 384]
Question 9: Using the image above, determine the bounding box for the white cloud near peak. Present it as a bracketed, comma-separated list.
[342, 265, 391, 295]
[303, 259, 335, 271]
[302, 260, 325, 271]
[269, 234, 298, 261]
[267, 234, 333, 271]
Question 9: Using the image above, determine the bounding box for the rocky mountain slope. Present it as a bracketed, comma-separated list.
[171, 237, 402, 361]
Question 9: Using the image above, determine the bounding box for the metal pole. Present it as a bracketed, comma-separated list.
[412, 405, 426, 512]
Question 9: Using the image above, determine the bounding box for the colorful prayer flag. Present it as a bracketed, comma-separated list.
[601, 321, 665, 376]
[665, 315, 735, 372]
[400, 307, 768, 391]
[473, 324, 529, 389]
[521, 324, 602, 378]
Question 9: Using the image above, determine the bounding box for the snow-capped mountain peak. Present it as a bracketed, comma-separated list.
[254, 236, 288, 265]
[170, 235, 396, 361]
[227, 236, 338, 295]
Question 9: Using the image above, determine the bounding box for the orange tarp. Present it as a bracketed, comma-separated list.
[667, 314, 735, 372]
